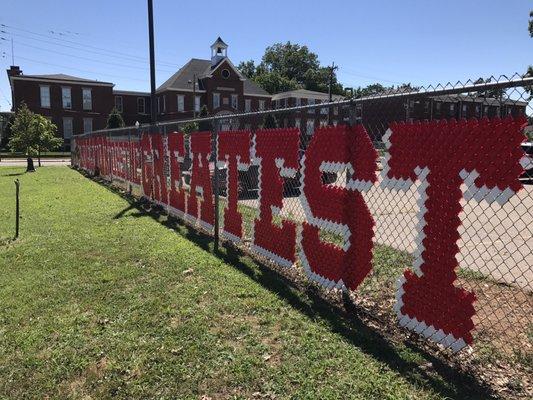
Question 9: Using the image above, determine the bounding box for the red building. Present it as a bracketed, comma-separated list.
[7, 66, 114, 148]
[153, 37, 271, 130]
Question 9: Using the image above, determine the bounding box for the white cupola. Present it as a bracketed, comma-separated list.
[211, 37, 228, 67]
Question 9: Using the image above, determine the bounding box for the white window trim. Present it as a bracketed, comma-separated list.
[62, 86, 72, 110]
[40, 85, 50, 108]
[63, 117, 73, 139]
[115, 96, 123, 112]
[245, 99, 251, 112]
[137, 97, 146, 114]
[213, 93, 220, 108]
[231, 94, 238, 110]
[177, 94, 185, 112]
[82, 88, 92, 111]
[259, 100, 265, 111]
[83, 117, 93, 133]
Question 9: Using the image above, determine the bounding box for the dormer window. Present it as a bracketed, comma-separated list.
[222, 69, 230, 79]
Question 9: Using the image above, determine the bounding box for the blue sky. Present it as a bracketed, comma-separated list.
[1, 0, 532, 111]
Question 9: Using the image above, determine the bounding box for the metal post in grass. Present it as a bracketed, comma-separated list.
[14, 179, 20, 239]
[213, 118, 220, 252]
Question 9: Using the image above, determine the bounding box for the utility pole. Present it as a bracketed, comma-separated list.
[328, 62, 338, 125]
[147, 0, 157, 124]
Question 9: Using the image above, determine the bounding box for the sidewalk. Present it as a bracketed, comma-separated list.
[0, 158, 71, 166]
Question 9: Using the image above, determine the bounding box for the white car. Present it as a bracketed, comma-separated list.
[521, 142, 533, 178]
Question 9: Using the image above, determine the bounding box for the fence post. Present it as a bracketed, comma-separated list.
[14, 179, 20, 239]
[213, 118, 220, 252]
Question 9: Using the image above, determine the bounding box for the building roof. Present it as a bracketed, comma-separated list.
[114, 90, 150, 96]
[157, 58, 270, 97]
[211, 37, 228, 48]
[271, 88, 345, 101]
[15, 73, 114, 86]
[430, 94, 528, 106]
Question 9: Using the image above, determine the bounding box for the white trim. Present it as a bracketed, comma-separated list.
[206, 57, 246, 81]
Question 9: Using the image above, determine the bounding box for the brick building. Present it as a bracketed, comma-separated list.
[154, 37, 271, 130]
[7, 66, 114, 148]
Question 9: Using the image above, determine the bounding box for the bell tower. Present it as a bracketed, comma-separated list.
[211, 37, 228, 67]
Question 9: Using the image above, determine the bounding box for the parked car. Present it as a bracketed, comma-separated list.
[521, 142, 533, 179]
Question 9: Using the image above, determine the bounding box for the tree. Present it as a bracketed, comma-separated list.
[198, 105, 211, 131]
[32, 114, 62, 167]
[8, 103, 60, 172]
[106, 107, 125, 129]
[529, 10, 533, 37]
[261, 113, 278, 129]
[238, 42, 344, 95]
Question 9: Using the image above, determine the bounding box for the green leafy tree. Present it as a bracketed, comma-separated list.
[106, 107, 125, 129]
[33, 114, 62, 166]
[238, 42, 343, 95]
[8, 103, 61, 171]
[198, 105, 211, 131]
[261, 113, 278, 129]
[8, 103, 38, 171]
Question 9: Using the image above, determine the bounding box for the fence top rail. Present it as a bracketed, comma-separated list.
[75, 75, 533, 138]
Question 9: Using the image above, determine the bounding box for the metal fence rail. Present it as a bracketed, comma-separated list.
[71, 75, 533, 375]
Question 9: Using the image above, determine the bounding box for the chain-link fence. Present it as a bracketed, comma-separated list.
[71, 74, 533, 375]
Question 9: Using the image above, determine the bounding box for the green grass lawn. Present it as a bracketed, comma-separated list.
[0, 166, 495, 399]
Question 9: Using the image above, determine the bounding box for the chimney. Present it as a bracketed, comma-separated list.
[7, 66, 22, 77]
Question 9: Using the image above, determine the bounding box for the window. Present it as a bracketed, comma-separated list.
[137, 97, 146, 113]
[483, 105, 488, 115]
[507, 107, 512, 115]
[195, 95, 201, 112]
[295, 118, 301, 129]
[115, 96, 123, 112]
[295, 98, 301, 107]
[177, 94, 185, 112]
[320, 119, 328, 127]
[245, 99, 251, 112]
[221, 69, 230, 79]
[231, 94, 238, 109]
[40, 85, 50, 108]
[333, 106, 339, 116]
[62, 87, 72, 109]
[259, 100, 265, 110]
[213, 93, 220, 108]
[436, 102, 441, 111]
[63, 117, 73, 139]
[308, 98, 315, 114]
[320, 100, 328, 115]
[475, 105, 480, 116]
[162, 95, 166, 112]
[449, 103, 455, 113]
[223, 96, 229, 106]
[82, 88, 92, 110]
[306, 119, 315, 135]
[157, 97, 160, 114]
[462, 104, 467, 116]
[282, 98, 287, 108]
[83, 118, 93, 133]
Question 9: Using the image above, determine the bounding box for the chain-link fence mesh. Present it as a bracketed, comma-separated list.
[72, 74, 533, 374]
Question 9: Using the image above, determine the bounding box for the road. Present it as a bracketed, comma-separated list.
[0, 158, 71, 167]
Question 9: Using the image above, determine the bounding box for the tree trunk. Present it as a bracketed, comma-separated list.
[38, 147, 41, 167]
[26, 157, 35, 172]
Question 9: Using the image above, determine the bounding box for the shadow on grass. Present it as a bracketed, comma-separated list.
[0, 171, 25, 177]
[87, 171, 497, 400]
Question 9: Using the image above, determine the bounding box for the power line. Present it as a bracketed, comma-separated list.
[0, 39, 175, 73]
[1, 23, 171, 65]
[1, 29, 179, 68]
[2, 52, 149, 83]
